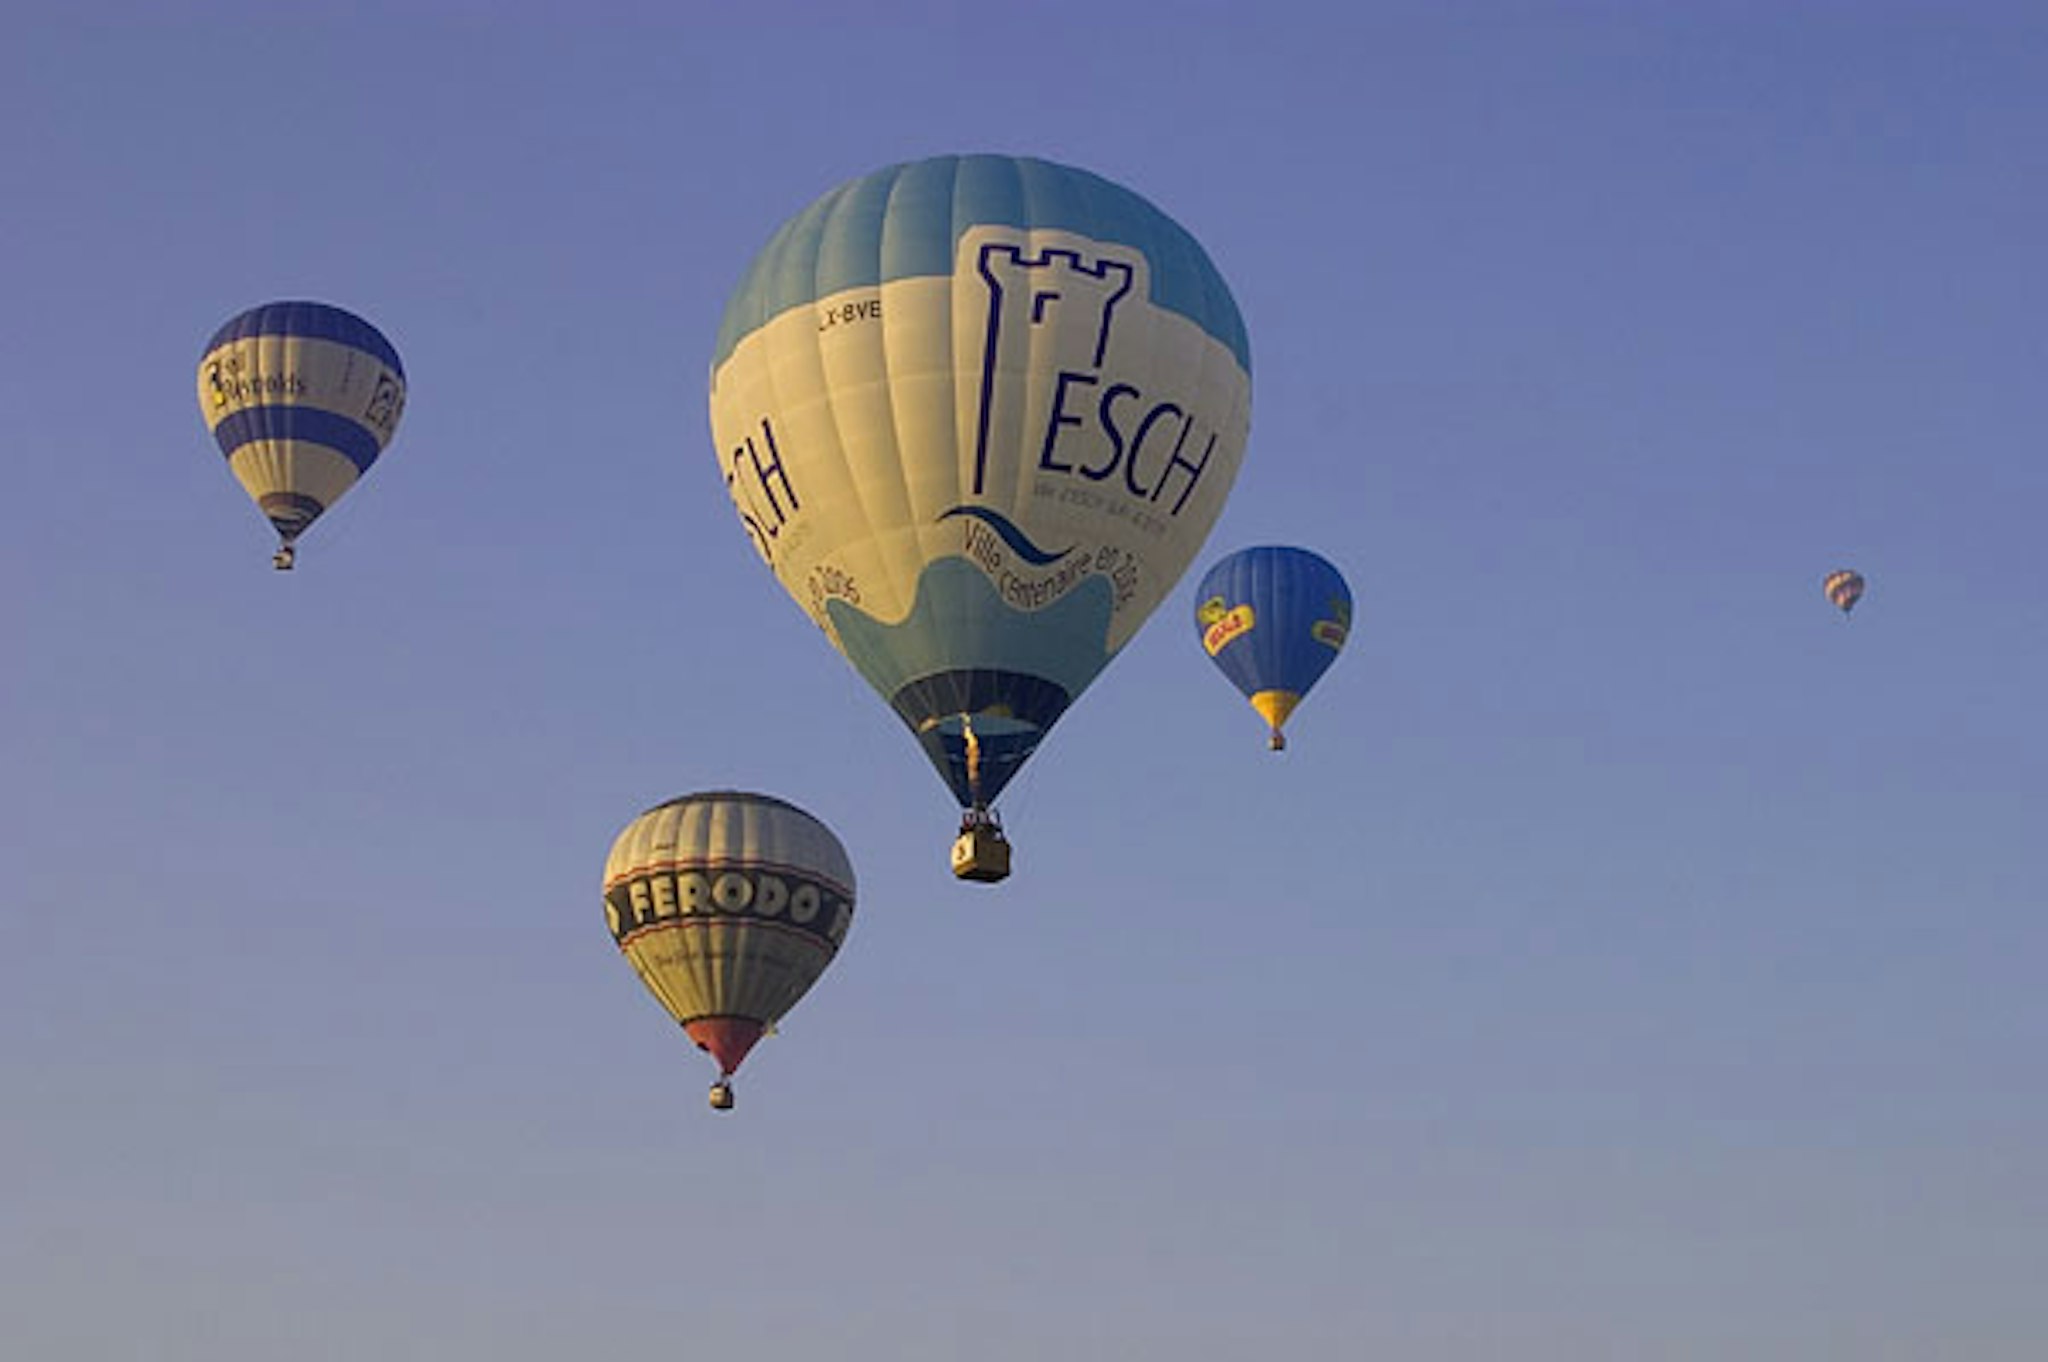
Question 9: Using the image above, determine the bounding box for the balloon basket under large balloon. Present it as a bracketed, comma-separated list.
[1267, 727, 1287, 752]
[950, 809, 1012, 884]
[272, 544, 296, 571]
[708, 1079, 735, 1111]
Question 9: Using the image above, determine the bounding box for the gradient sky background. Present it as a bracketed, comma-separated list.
[4, 4, 2045, 1359]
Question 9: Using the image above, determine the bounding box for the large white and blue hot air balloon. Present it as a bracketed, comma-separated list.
[708, 154, 1251, 880]
[197, 301, 406, 569]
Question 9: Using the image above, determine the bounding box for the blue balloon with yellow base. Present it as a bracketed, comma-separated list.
[1194, 546, 1351, 750]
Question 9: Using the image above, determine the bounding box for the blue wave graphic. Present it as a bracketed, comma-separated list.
[936, 505, 1071, 566]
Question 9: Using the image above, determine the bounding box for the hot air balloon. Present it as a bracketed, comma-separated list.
[709, 154, 1251, 882]
[603, 791, 855, 1111]
[197, 301, 406, 569]
[1824, 568, 1865, 616]
[1193, 546, 1351, 751]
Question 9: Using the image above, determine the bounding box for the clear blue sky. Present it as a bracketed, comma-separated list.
[5, 4, 2044, 1358]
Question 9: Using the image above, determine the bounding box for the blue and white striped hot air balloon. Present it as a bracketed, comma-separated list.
[708, 154, 1251, 880]
[1194, 546, 1352, 751]
[197, 301, 406, 569]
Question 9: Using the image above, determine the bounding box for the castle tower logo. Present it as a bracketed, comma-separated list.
[971, 241, 1135, 497]
[961, 231, 1223, 524]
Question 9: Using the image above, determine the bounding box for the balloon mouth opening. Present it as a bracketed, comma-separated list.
[1249, 690, 1302, 734]
[684, 1017, 767, 1075]
[890, 671, 1071, 808]
[258, 492, 325, 540]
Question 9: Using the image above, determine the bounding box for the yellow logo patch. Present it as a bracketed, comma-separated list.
[1203, 604, 1255, 655]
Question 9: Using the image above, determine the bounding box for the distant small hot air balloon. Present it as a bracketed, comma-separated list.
[1194, 546, 1351, 750]
[197, 301, 406, 569]
[1824, 569, 1866, 616]
[602, 791, 855, 1111]
[708, 154, 1251, 882]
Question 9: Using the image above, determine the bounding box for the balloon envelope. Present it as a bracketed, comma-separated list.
[709, 154, 1251, 812]
[1194, 546, 1351, 747]
[197, 300, 406, 556]
[1824, 568, 1865, 615]
[603, 791, 855, 1080]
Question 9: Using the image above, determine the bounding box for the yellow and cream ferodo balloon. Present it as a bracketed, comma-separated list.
[197, 300, 406, 569]
[603, 791, 855, 1109]
[709, 154, 1251, 854]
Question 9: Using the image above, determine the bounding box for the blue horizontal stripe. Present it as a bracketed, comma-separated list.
[713, 154, 1248, 373]
[212, 405, 384, 474]
[205, 300, 404, 378]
